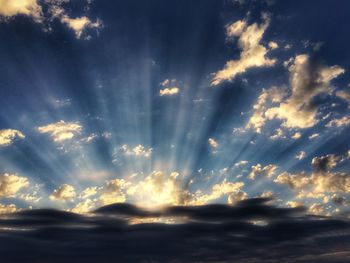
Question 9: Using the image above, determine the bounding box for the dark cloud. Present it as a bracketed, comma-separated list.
[0, 198, 350, 262]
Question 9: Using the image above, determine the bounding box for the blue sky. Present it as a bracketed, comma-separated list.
[0, 0, 350, 216]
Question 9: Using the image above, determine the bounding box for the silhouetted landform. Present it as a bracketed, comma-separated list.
[0, 198, 350, 262]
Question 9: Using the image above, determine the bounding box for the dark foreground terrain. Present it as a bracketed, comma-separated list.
[0, 198, 350, 263]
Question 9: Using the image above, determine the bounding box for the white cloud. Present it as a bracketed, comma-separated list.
[208, 138, 219, 149]
[50, 184, 76, 202]
[265, 55, 344, 129]
[0, 0, 43, 22]
[159, 87, 179, 96]
[0, 173, 29, 198]
[295, 151, 306, 160]
[234, 160, 248, 168]
[309, 133, 319, 140]
[60, 15, 102, 39]
[38, 120, 82, 142]
[248, 164, 277, 180]
[99, 178, 128, 205]
[325, 116, 350, 128]
[0, 129, 25, 146]
[0, 203, 18, 214]
[0, 0, 103, 39]
[119, 144, 152, 158]
[291, 132, 301, 140]
[211, 15, 276, 86]
[71, 198, 96, 214]
[268, 41, 278, 49]
[336, 90, 350, 107]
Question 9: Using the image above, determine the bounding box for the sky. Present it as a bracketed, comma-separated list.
[1, 0, 350, 261]
[1, 0, 350, 214]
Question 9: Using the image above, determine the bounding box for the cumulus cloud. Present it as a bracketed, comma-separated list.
[274, 154, 350, 199]
[91, 171, 246, 208]
[0, 0, 103, 39]
[37, 120, 82, 142]
[265, 55, 344, 129]
[244, 55, 344, 134]
[245, 86, 285, 133]
[49, 4, 102, 39]
[99, 178, 128, 205]
[0, 0, 43, 22]
[0, 129, 25, 146]
[311, 154, 340, 172]
[71, 198, 96, 214]
[188, 180, 245, 205]
[50, 184, 76, 202]
[211, 15, 276, 86]
[0, 203, 18, 214]
[159, 87, 180, 96]
[0, 173, 29, 198]
[248, 164, 277, 180]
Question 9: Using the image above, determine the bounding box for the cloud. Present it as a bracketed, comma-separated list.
[71, 198, 96, 214]
[0, 0, 103, 39]
[0, 0, 43, 22]
[311, 154, 340, 172]
[37, 120, 82, 142]
[309, 133, 319, 139]
[291, 132, 301, 139]
[190, 180, 245, 205]
[336, 90, 350, 107]
[274, 154, 350, 199]
[269, 128, 285, 140]
[268, 41, 278, 49]
[57, 10, 102, 39]
[50, 184, 76, 202]
[234, 160, 248, 168]
[159, 87, 180, 96]
[99, 178, 128, 205]
[211, 15, 276, 86]
[245, 86, 285, 133]
[208, 138, 219, 149]
[2, 199, 350, 262]
[248, 164, 277, 180]
[0, 129, 25, 146]
[244, 55, 344, 134]
[119, 144, 152, 158]
[325, 115, 350, 128]
[0, 173, 29, 198]
[79, 186, 99, 199]
[295, 151, 306, 160]
[265, 55, 344, 129]
[0, 203, 17, 214]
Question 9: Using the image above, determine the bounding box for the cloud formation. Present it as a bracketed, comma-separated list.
[0, 129, 25, 146]
[0, 0, 103, 39]
[211, 15, 276, 86]
[0, 173, 29, 198]
[0, 199, 350, 262]
[245, 55, 344, 134]
[37, 120, 82, 142]
[50, 184, 76, 202]
[0, 0, 42, 22]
